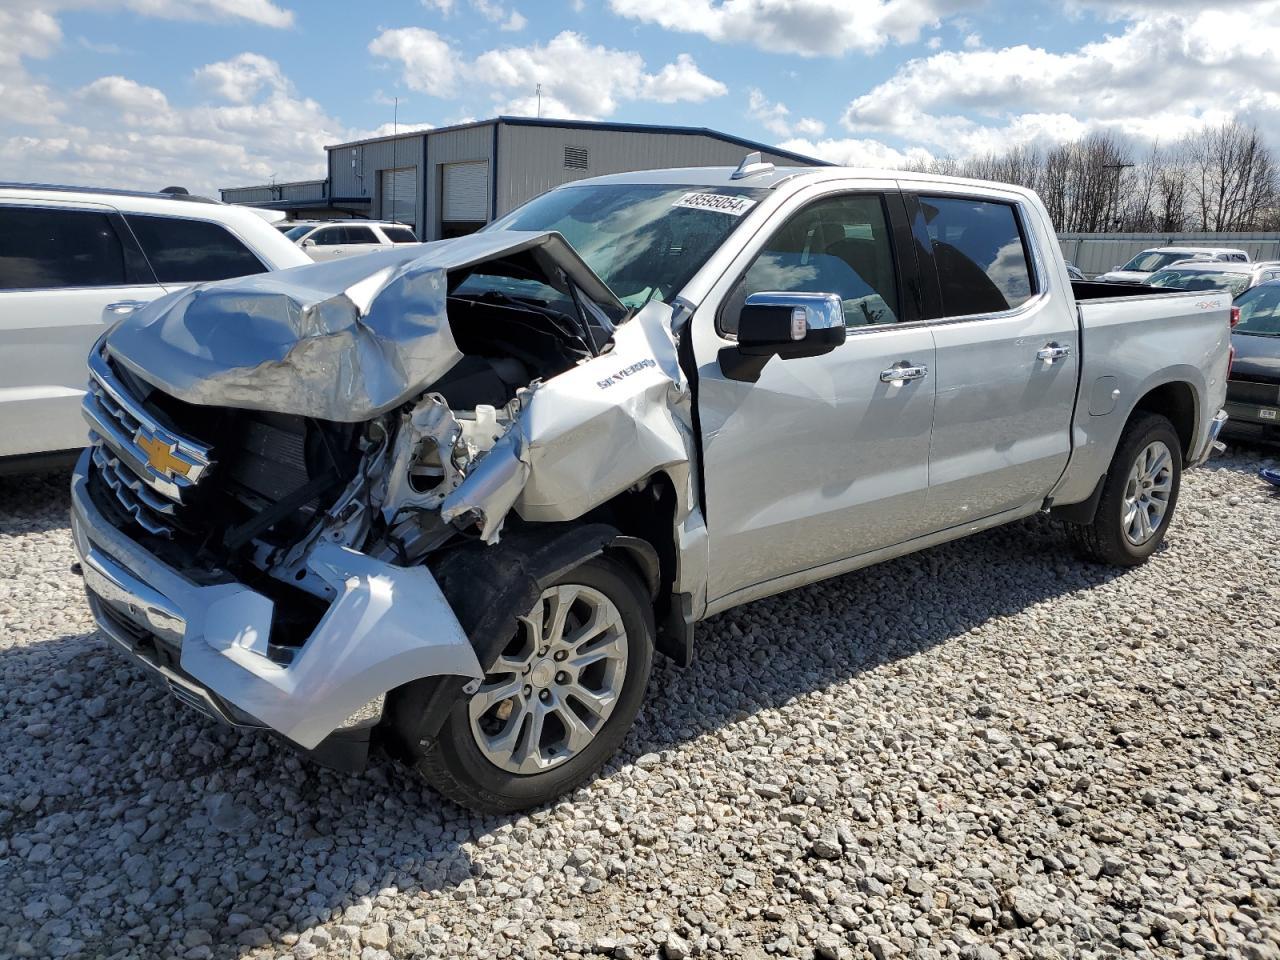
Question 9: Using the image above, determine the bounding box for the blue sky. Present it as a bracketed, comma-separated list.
[2, 1, 1275, 195]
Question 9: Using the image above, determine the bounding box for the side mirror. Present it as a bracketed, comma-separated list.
[721, 292, 846, 382]
[301, 238, 315, 248]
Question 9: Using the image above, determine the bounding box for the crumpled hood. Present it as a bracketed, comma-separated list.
[105, 230, 624, 422]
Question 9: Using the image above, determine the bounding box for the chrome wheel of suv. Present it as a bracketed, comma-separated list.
[468, 583, 629, 775]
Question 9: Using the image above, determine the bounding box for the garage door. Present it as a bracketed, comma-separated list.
[380, 167, 417, 230]
[442, 161, 488, 224]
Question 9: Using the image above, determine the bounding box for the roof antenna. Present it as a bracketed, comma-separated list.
[731, 151, 774, 180]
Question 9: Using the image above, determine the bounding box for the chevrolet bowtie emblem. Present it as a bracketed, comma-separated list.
[137, 432, 192, 481]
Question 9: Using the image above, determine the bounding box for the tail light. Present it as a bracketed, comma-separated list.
[1230, 306, 1241, 328]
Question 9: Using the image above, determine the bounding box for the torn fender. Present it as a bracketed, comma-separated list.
[440, 301, 696, 538]
[103, 230, 624, 422]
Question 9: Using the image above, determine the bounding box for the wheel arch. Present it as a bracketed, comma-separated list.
[1129, 379, 1198, 459]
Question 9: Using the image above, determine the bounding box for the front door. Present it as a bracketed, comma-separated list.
[905, 191, 1080, 527]
[692, 187, 937, 605]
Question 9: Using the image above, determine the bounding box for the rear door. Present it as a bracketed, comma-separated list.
[0, 201, 162, 457]
[336, 223, 383, 257]
[693, 182, 938, 606]
[904, 189, 1080, 527]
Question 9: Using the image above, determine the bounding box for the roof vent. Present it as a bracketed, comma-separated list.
[564, 145, 589, 170]
[731, 151, 774, 180]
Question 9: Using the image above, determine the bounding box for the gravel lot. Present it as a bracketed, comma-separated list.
[1, 447, 1278, 960]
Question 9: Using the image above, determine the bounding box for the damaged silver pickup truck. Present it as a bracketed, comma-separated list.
[72, 158, 1230, 812]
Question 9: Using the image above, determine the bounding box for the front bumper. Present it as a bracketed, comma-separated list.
[71, 450, 483, 752]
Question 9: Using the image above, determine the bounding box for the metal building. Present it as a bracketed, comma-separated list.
[223, 116, 825, 240]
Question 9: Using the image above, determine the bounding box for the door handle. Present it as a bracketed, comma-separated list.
[104, 300, 149, 317]
[1037, 342, 1072, 363]
[880, 361, 929, 383]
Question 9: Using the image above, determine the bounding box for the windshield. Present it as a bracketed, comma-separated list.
[1122, 251, 1204, 273]
[1235, 284, 1280, 336]
[1146, 268, 1252, 298]
[283, 224, 315, 241]
[484, 183, 768, 309]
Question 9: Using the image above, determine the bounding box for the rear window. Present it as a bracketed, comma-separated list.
[0, 206, 130, 290]
[920, 196, 1035, 316]
[382, 226, 418, 243]
[342, 225, 379, 244]
[125, 214, 266, 283]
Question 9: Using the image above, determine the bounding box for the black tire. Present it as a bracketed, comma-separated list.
[1068, 412, 1182, 566]
[410, 555, 654, 814]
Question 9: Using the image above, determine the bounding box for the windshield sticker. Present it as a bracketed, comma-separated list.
[672, 192, 757, 216]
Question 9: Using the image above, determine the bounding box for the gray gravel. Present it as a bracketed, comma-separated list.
[1, 447, 1279, 960]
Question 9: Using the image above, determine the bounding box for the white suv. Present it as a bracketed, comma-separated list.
[0, 183, 311, 473]
[281, 220, 421, 261]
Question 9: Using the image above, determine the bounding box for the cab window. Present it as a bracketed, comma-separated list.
[918, 196, 1035, 316]
[723, 193, 900, 334]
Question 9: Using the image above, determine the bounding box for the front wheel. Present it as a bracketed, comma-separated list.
[408, 555, 654, 814]
[1069, 412, 1183, 566]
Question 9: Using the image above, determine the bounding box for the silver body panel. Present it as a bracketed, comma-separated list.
[73, 165, 1230, 751]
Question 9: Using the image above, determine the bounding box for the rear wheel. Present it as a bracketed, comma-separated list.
[1069, 412, 1182, 566]
[412, 555, 654, 813]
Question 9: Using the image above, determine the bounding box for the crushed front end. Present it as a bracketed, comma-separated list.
[71, 230, 695, 772]
[72, 346, 484, 768]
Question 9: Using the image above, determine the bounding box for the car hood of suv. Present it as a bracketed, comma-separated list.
[104, 230, 627, 422]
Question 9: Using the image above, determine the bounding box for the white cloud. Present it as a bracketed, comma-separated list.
[79, 75, 170, 123]
[962, 32, 981, 48]
[2, 51, 343, 195]
[747, 88, 825, 139]
[608, 0, 979, 56]
[778, 136, 935, 169]
[195, 51, 288, 103]
[368, 28, 461, 98]
[49, 0, 294, 27]
[371, 29, 726, 119]
[420, 0, 526, 30]
[839, 3, 1280, 158]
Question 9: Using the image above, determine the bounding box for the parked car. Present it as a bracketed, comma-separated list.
[1095, 246, 1250, 284]
[1144, 261, 1280, 299]
[0, 183, 310, 474]
[71, 160, 1230, 812]
[283, 220, 421, 260]
[1222, 280, 1280, 444]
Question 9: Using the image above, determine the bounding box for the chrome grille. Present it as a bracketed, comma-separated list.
[91, 444, 179, 537]
[82, 349, 214, 534]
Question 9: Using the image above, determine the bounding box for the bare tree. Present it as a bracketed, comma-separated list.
[1187, 121, 1278, 231]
